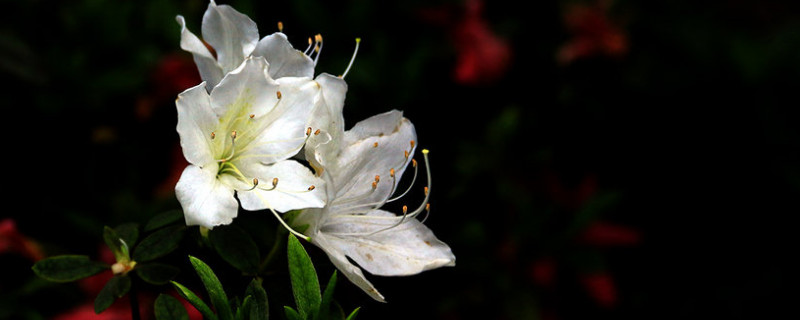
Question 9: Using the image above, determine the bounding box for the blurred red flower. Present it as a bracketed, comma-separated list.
[557, 0, 627, 64]
[580, 272, 617, 308]
[0, 218, 44, 261]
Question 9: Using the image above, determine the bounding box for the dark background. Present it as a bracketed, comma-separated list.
[2, 0, 799, 319]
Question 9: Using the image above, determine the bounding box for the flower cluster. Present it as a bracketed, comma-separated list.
[174, 1, 454, 301]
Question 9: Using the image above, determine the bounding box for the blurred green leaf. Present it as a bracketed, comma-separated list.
[133, 225, 186, 262]
[135, 263, 180, 285]
[94, 275, 131, 314]
[209, 225, 260, 274]
[172, 281, 218, 320]
[317, 271, 338, 320]
[32, 255, 108, 282]
[236, 295, 252, 320]
[246, 278, 269, 320]
[145, 210, 184, 232]
[103, 226, 129, 263]
[344, 307, 360, 320]
[189, 255, 234, 320]
[115, 223, 140, 247]
[284, 306, 302, 320]
[155, 294, 189, 320]
[287, 234, 320, 320]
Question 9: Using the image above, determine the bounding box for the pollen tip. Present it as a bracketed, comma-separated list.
[412, 159, 418, 167]
[426, 203, 431, 211]
[422, 149, 429, 155]
[253, 178, 259, 186]
[272, 177, 279, 186]
[277, 21, 284, 32]
[306, 127, 312, 136]
[410, 140, 416, 148]
[424, 186, 429, 195]
[231, 130, 237, 139]
[276, 91, 282, 99]
[373, 142, 379, 148]
[390, 168, 395, 177]
[374, 175, 380, 183]
[402, 205, 408, 214]
[314, 129, 321, 135]
[308, 185, 316, 191]
[372, 181, 377, 189]
[249, 114, 255, 119]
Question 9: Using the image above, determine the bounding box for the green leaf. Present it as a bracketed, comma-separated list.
[103, 226, 129, 262]
[188, 256, 234, 320]
[317, 271, 338, 320]
[135, 263, 180, 285]
[94, 275, 131, 314]
[145, 209, 184, 232]
[287, 234, 320, 320]
[115, 223, 140, 247]
[32, 255, 109, 282]
[172, 281, 217, 320]
[209, 225, 260, 274]
[344, 307, 360, 320]
[246, 278, 269, 320]
[133, 225, 186, 262]
[284, 306, 302, 320]
[235, 295, 252, 320]
[155, 294, 189, 320]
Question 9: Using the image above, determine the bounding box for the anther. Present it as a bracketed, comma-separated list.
[314, 129, 321, 135]
[426, 203, 430, 211]
[374, 175, 380, 183]
[278, 21, 284, 32]
[424, 186, 429, 195]
[410, 140, 416, 148]
[373, 142, 379, 148]
[276, 91, 282, 99]
[402, 205, 408, 215]
[412, 159, 418, 167]
[231, 130, 237, 139]
[404, 150, 409, 159]
[372, 181, 378, 189]
[272, 177, 279, 187]
[253, 178, 259, 186]
[210, 132, 216, 140]
[249, 114, 255, 119]
[308, 185, 316, 191]
[306, 127, 312, 136]
[390, 168, 396, 178]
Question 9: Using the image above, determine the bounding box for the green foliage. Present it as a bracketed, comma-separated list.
[172, 280, 218, 320]
[155, 294, 190, 320]
[135, 263, 180, 285]
[31, 255, 108, 282]
[188, 255, 234, 320]
[285, 235, 359, 320]
[209, 224, 261, 274]
[94, 275, 131, 314]
[286, 234, 321, 320]
[245, 278, 269, 320]
[145, 210, 184, 232]
[133, 225, 186, 262]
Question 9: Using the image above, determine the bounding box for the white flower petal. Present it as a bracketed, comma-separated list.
[304, 73, 348, 170]
[236, 160, 326, 212]
[253, 32, 315, 79]
[329, 111, 417, 214]
[201, 0, 259, 73]
[313, 234, 386, 302]
[176, 82, 216, 166]
[209, 57, 278, 119]
[322, 209, 455, 276]
[175, 164, 239, 228]
[176, 15, 224, 91]
[242, 77, 319, 164]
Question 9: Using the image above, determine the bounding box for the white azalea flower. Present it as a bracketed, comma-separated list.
[292, 110, 456, 302]
[175, 56, 326, 229]
[176, 0, 323, 90]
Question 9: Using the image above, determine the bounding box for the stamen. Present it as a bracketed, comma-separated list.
[314, 129, 321, 135]
[404, 150, 409, 159]
[278, 21, 284, 32]
[304, 37, 314, 55]
[276, 91, 282, 99]
[374, 175, 380, 184]
[244, 178, 259, 191]
[373, 142, 379, 148]
[313, 34, 323, 66]
[249, 114, 255, 119]
[424, 186, 429, 196]
[210, 131, 216, 140]
[410, 140, 416, 148]
[412, 159, 418, 167]
[308, 185, 316, 191]
[390, 168, 395, 178]
[306, 127, 312, 136]
[256, 177, 279, 192]
[341, 38, 361, 79]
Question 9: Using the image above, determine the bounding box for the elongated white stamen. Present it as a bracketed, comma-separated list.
[341, 38, 361, 79]
[266, 199, 311, 241]
[313, 34, 323, 66]
[304, 37, 314, 55]
[363, 149, 431, 236]
[387, 161, 418, 202]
